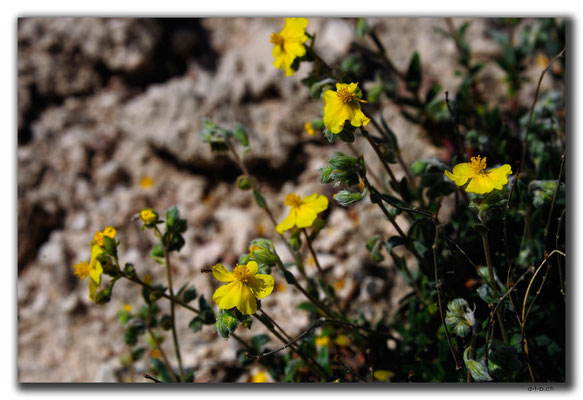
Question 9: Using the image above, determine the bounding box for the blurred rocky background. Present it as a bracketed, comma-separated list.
[18, 17, 540, 382]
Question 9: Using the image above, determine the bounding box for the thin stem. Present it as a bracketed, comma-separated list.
[226, 137, 309, 281]
[301, 228, 327, 281]
[123, 273, 200, 315]
[251, 314, 330, 380]
[503, 48, 565, 275]
[247, 317, 325, 360]
[521, 250, 565, 325]
[543, 154, 565, 247]
[432, 225, 462, 371]
[143, 374, 163, 383]
[360, 127, 399, 185]
[273, 256, 337, 319]
[556, 209, 566, 297]
[258, 309, 293, 342]
[164, 250, 184, 379]
[466, 324, 478, 383]
[301, 228, 345, 316]
[146, 326, 179, 383]
[480, 228, 509, 345]
[445, 91, 467, 162]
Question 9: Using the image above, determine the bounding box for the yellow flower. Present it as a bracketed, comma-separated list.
[140, 208, 158, 224]
[270, 18, 309, 76]
[315, 336, 331, 347]
[444, 155, 512, 194]
[251, 370, 270, 383]
[304, 121, 316, 136]
[333, 334, 350, 347]
[212, 261, 275, 315]
[374, 370, 394, 382]
[123, 304, 132, 313]
[73, 261, 91, 280]
[73, 243, 107, 301]
[93, 226, 117, 247]
[139, 176, 155, 189]
[276, 193, 328, 234]
[323, 82, 370, 134]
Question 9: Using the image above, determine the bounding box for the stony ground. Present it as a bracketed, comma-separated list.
[17, 17, 541, 382]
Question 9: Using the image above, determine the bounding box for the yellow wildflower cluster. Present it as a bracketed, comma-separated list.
[73, 226, 117, 301]
[444, 156, 512, 194]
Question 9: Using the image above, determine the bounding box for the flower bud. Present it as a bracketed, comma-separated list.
[140, 208, 159, 225]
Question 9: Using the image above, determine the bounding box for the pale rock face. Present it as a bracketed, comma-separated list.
[18, 17, 538, 382]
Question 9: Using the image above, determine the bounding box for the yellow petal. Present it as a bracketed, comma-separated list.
[276, 208, 297, 234]
[323, 91, 349, 134]
[248, 274, 275, 299]
[88, 277, 99, 302]
[212, 264, 235, 283]
[295, 204, 318, 228]
[246, 261, 259, 276]
[103, 226, 117, 238]
[213, 281, 242, 310]
[283, 41, 306, 59]
[303, 193, 329, 213]
[346, 105, 370, 128]
[444, 162, 474, 186]
[281, 18, 308, 39]
[465, 174, 494, 194]
[89, 244, 103, 284]
[236, 283, 258, 315]
[335, 83, 349, 92]
[485, 164, 512, 190]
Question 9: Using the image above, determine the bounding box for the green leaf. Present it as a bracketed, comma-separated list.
[297, 302, 319, 313]
[464, 348, 493, 382]
[385, 235, 406, 253]
[150, 358, 174, 383]
[488, 342, 521, 380]
[476, 283, 497, 303]
[356, 18, 369, 38]
[251, 334, 271, 353]
[182, 286, 198, 303]
[198, 296, 216, 324]
[317, 344, 331, 374]
[234, 123, 249, 147]
[253, 189, 267, 208]
[189, 316, 203, 333]
[283, 270, 297, 285]
[405, 52, 422, 93]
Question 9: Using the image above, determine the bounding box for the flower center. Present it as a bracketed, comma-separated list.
[337, 87, 358, 104]
[470, 156, 487, 174]
[285, 193, 303, 208]
[270, 33, 284, 47]
[233, 265, 252, 283]
[73, 261, 90, 279]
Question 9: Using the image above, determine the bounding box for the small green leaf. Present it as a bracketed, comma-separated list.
[189, 316, 203, 333]
[405, 52, 422, 93]
[253, 190, 266, 208]
[182, 286, 197, 303]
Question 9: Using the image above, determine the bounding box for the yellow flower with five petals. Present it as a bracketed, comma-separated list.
[444, 156, 512, 194]
[212, 261, 274, 315]
[276, 193, 328, 234]
[270, 18, 309, 76]
[323, 82, 370, 134]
